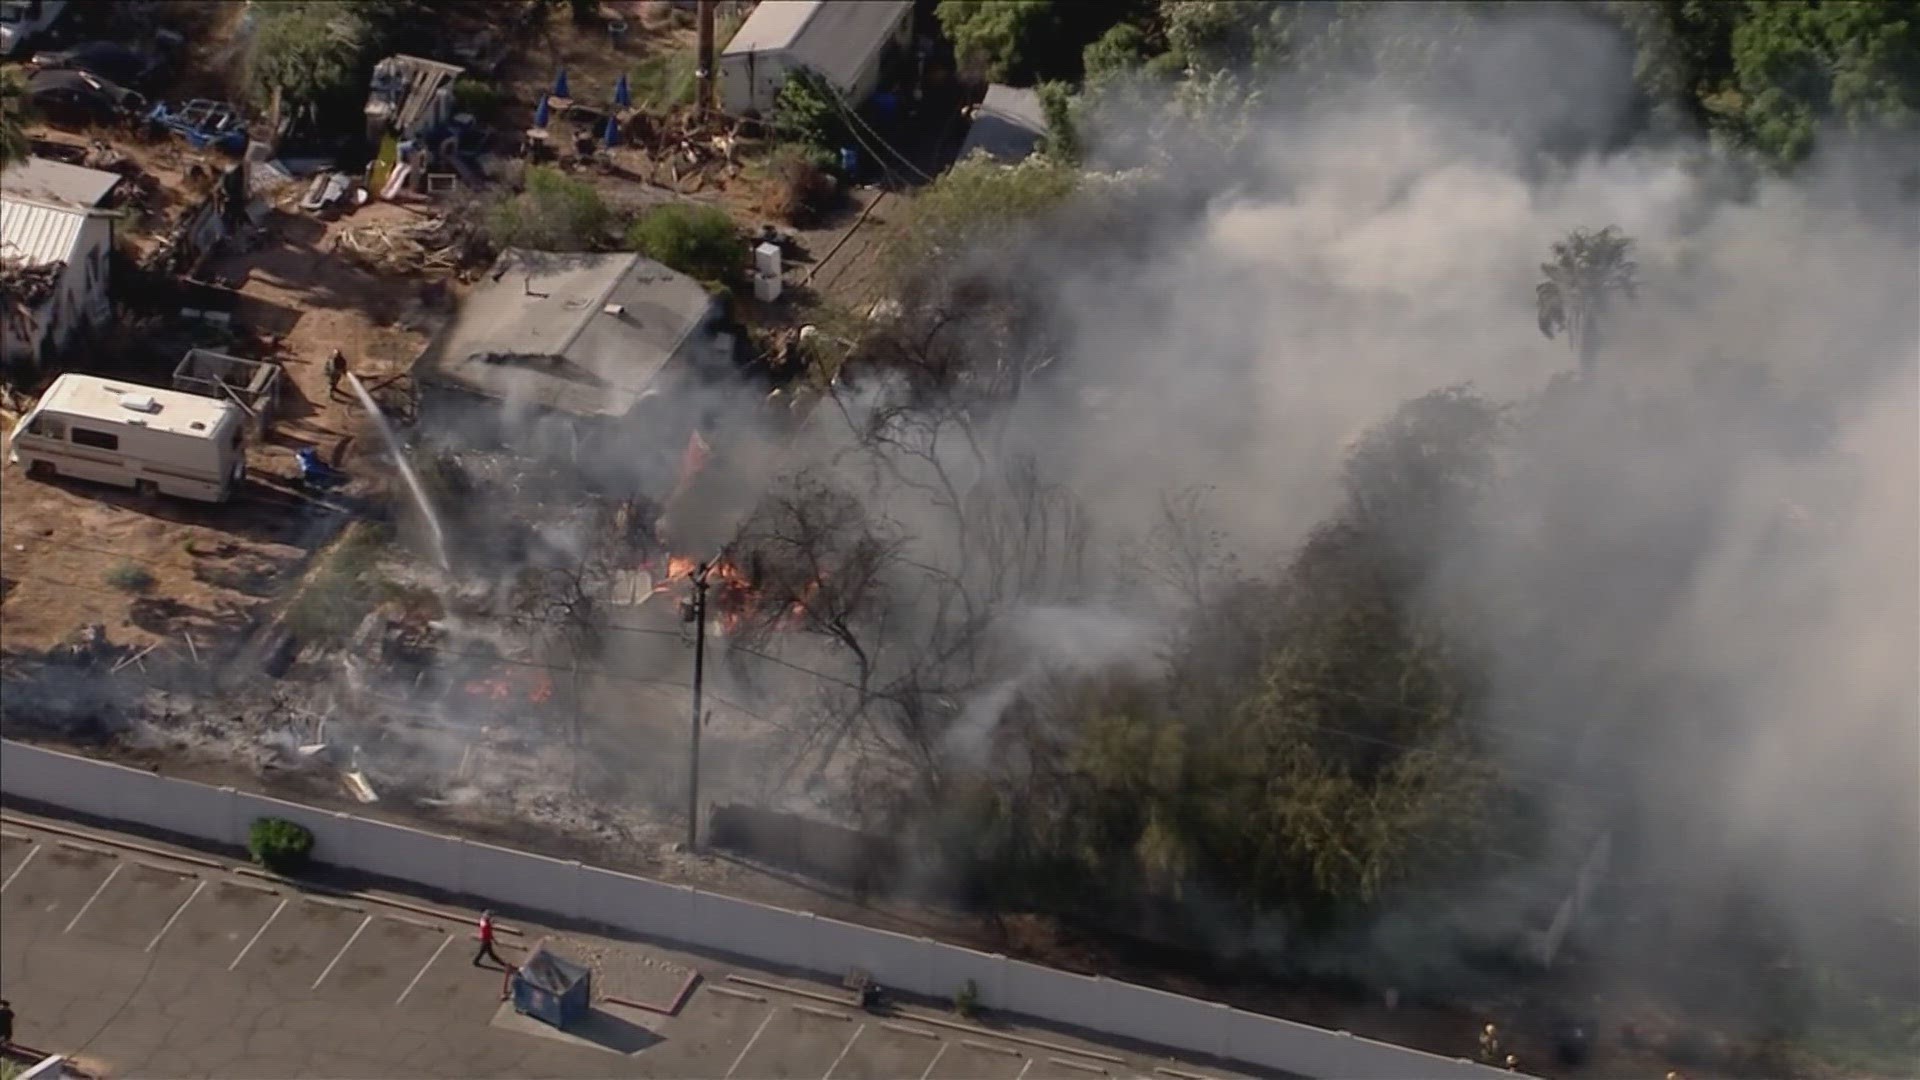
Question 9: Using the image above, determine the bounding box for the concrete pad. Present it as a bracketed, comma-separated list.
[313, 914, 447, 1000]
[231, 895, 367, 991]
[726, 1005, 866, 1079]
[393, 931, 518, 1016]
[0, 841, 115, 933]
[155, 877, 281, 963]
[925, 1039, 1031, 1080]
[488, 1000, 665, 1056]
[69, 860, 198, 949]
[632, 993, 776, 1078]
[828, 1023, 945, 1080]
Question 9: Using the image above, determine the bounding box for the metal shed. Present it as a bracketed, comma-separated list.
[171, 348, 282, 437]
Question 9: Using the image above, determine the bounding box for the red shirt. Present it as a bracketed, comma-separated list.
[478, 915, 494, 944]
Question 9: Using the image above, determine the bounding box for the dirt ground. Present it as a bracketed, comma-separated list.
[0, 200, 440, 657]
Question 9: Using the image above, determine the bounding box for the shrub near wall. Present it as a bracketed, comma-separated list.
[248, 817, 315, 873]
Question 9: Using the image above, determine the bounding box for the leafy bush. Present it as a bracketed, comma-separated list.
[106, 562, 155, 592]
[625, 203, 744, 286]
[954, 977, 981, 1018]
[248, 816, 315, 873]
[486, 166, 614, 252]
[769, 68, 850, 153]
[450, 78, 507, 117]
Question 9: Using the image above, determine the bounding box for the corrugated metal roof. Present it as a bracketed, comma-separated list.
[722, 0, 910, 91]
[0, 198, 89, 268]
[0, 156, 121, 209]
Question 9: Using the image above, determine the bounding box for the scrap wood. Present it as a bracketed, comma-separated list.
[110, 642, 160, 673]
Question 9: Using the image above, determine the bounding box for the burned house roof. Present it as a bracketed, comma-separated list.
[413, 250, 722, 418]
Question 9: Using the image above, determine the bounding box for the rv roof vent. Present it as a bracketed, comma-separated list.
[189, 421, 207, 430]
[120, 393, 161, 414]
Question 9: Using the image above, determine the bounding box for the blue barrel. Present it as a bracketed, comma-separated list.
[839, 146, 860, 175]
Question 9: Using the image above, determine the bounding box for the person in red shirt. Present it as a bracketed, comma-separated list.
[473, 910, 504, 968]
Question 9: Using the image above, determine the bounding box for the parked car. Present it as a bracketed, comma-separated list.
[30, 40, 170, 89]
[23, 68, 145, 127]
[0, 0, 67, 56]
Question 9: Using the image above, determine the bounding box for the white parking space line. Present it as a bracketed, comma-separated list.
[1016, 1057, 1034, 1080]
[63, 862, 123, 934]
[230, 897, 288, 970]
[0, 845, 38, 893]
[313, 914, 373, 989]
[146, 879, 207, 952]
[918, 1042, 948, 1080]
[725, 1008, 777, 1080]
[395, 933, 453, 1005]
[822, 1023, 866, 1080]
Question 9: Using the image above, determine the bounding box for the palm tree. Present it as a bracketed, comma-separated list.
[1536, 226, 1639, 376]
[1, 68, 32, 169]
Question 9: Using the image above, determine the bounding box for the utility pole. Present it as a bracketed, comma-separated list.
[686, 559, 713, 850]
[695, 0, 716, 120]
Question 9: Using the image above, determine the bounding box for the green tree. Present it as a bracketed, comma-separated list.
[1081, 22, 1160, 85]
[1729, 0, 1920, 165]
[883, 154, 1082, 281]
[625, 203, 744, 286]
[485, 166, 613, 251]
[936, 0, 1147, 85]
[1161, 0, 1288, 74]
[246, 1, 378, 125]
[1035, 82, 1082, 165]
[1536, 225, 1639, 377]
[0, 68, 31, 169]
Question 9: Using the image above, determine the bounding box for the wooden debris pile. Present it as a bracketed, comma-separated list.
[0, 258, 65, 308]
[333, 215, 477, 272]
[611, 107, 745, 193]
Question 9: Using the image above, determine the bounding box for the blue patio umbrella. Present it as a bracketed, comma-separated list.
[603, 115, 621, 148]
[553, 68, 570, 100]
[533, 97, 551, 129]
[613, 73, 632, 110]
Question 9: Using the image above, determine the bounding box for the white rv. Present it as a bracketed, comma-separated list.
[7, 374, 249, 503]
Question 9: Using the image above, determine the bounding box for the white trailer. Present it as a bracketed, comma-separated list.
[7, 374, 248, 503]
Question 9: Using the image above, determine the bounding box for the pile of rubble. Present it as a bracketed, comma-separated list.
[610, 108, 743, 193]
[333, 214, 479, 273]
[0, 258, 65, 308]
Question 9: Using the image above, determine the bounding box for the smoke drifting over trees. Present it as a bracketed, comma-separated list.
[728, 2, 1919, 1061]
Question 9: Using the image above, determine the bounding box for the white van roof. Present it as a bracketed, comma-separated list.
[38, 374, 238, 439]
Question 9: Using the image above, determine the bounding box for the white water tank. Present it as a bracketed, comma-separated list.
[753, 242, 782, 279]
[752, 271, 782, 302]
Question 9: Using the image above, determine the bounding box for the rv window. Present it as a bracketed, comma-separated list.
[71, 428, 120, 451]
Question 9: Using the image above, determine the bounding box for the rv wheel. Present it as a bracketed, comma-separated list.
[135, 480, 159, 500]
[26, 460, 55, 481]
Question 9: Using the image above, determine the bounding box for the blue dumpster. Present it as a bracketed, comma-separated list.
[511, 944, 591, 1028]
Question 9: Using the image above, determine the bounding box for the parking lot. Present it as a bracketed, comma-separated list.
[0, 816, 1251, 1079]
